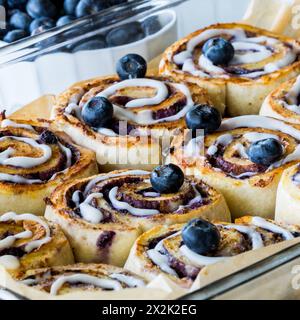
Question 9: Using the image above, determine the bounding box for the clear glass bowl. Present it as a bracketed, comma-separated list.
[0, 0, 187, 113]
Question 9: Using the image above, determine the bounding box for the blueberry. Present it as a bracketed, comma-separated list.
[3, 29, 27, 42]
[56, 15, 76, 27]
[182, 219, 221, 255]
[39, 130, 58, 144]
[116, 54, 147, 80]
[29, 17, 55, 34]
[203, 37, 234, 65]
[141, 16, 162, 36]
[9, 11, 32, 31]
[247, 138, 283, 166]
[64, 0, 79, 15]
[106, 22, 144, 47]
[72, 37, 106, 52]
[26, 0, 57, 19]
[185, 105, 222, 135]
[150, 164, 184, 194]
[75, 0, 108, 18]
[82, 96, 114, 128]
[7, 0, 27, 10]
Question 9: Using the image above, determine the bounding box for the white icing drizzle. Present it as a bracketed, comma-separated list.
[143, 192, 161, 197]
[172, 28, 298, 79]
[97, 79, 169, 108]
[147, 249, 178, 276]
[110, 273, 145, 288]
[79, 193, 104, 224]
[72, 190, 82, 207]
[1, 120, 34, 131]
[0, 212, 51, 252]
[0, 255, 20, 270]
[0, 173, 42, 184]
[50, 274, 122, 295]
[223, 224, 264, 250]
[243, 132, 280, 143]
[58, 142, 72, 169]
[84, 170, 150, 195]
[109, 186, 159, 216]
[0, 212, 51, 270]
[0, 136, 52, 168]
[180, 245, 227, 267]
[207, 133, 233, 156]
[251, 216, 294, 240]
[97, 127, 118, 137]
[184, 136, 204, 158]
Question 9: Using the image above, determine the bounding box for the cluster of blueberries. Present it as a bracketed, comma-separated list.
[0, 0, 162, 51]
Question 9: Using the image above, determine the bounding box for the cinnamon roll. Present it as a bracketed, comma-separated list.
[45, 169, 230, 266]
[260, 75, 300, 124]
[0, 212, 74, 278]
[160, 23, 300, 116]
[17, 263, 146, 297]
[125, 217, 300, 288]
[52, 74, 210, 172]
[0, 119, 98, 215]
[275, 164, 300, 225]
[168, 115, 300, 218]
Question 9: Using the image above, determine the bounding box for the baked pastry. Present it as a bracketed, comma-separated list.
[53, 62, 210, 172]
[17, 263, 146, 296]
[275, 164, 300, 225]
[45, 167, 230, 266]
[168, 115, 300, 218]
[260, 75, 300, 124]
[0, 212, 74, 278]
[159, 23, 300, 116]
[0, 118, 98, 215]
[125, 217, 300, 288]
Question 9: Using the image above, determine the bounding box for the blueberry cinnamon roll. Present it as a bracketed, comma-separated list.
[260, 75, 300, 124]
[52, 54, 210, 172]
[125, 217, 300, 288]
[275, 164, 300, 225]
[0, 212, 74, 279]
[17, 263, 146, 297]
[0, 118, 98, 215]
[168, 115, 300, 218]
[45, 166, 230, 266]
[160, 23, 300, 116]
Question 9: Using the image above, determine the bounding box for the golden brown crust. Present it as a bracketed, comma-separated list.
[168, 118, 300, 218]
[0, 119, 98, 215]
[45, 169, 230, 266]
[160, 23, 300, 116]
[0, 217, 74, 279]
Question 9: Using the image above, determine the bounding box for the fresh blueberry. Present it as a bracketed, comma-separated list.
[72, 37, 106, 52]
[56, 15, 76, 27]
[75, 0, 108, 18]
[150, 164, 184, 194]
[106, 22, 144, 47]
[141, 16, 162, 36]
[82, 96, 114, 128]
[64, 0, 79, 15]
[185, 105, 222, 135]
[247, 138, 283, 166]
[26, 0, 57, 19]
[182, 219, 221, 255]
[39, 130, 58, 144]
[116, 54, 147, 80]
[29, 17, 55, 34]
[9, 11, 32, 31]
[7, 0, 27, 10]
[3, 29, 27, 42]
[203, 37, 235, 65]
